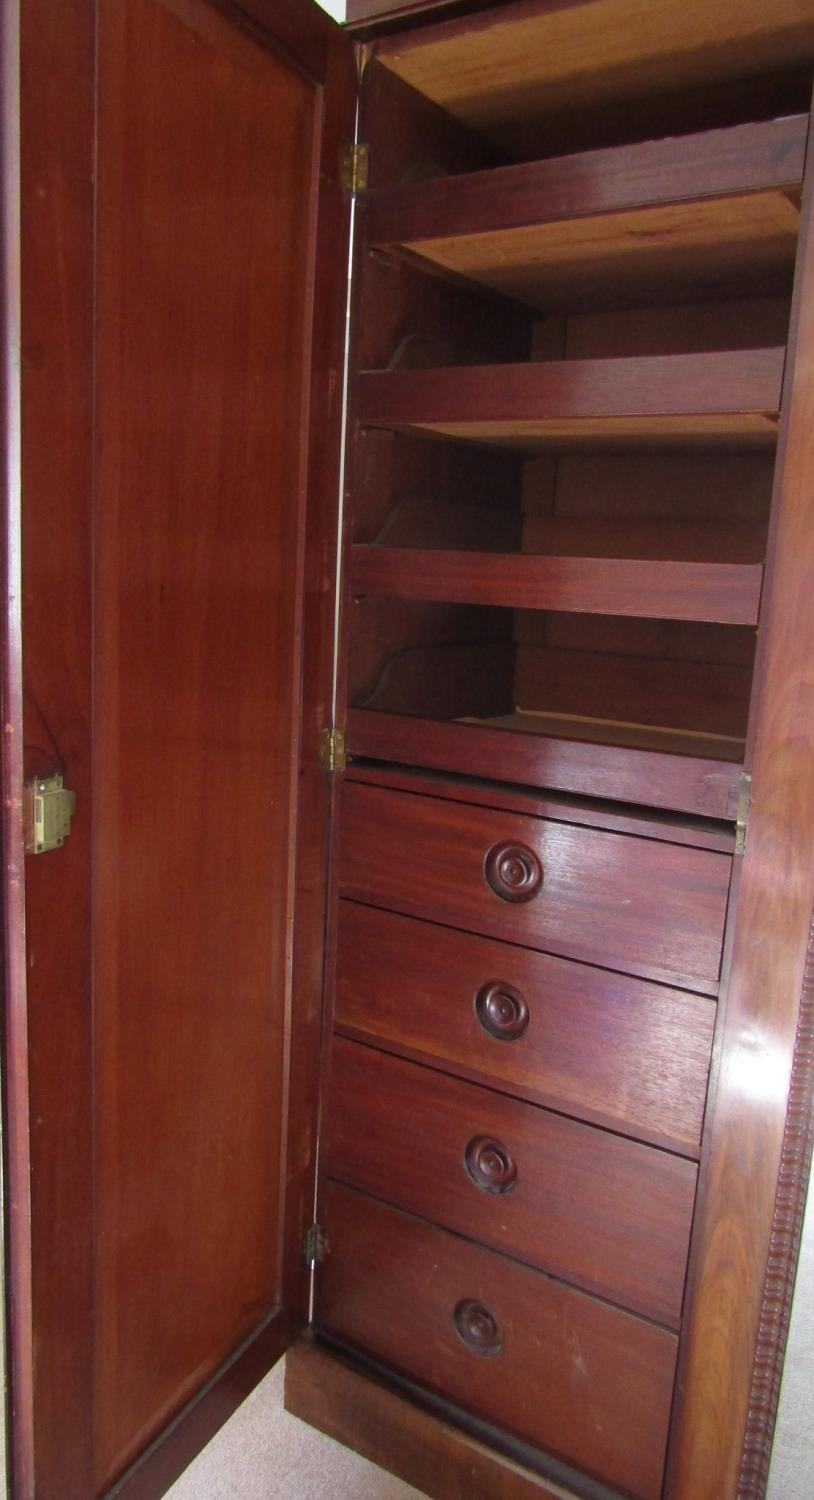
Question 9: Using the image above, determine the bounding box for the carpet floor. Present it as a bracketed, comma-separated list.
[165, 1359, 427, 1499]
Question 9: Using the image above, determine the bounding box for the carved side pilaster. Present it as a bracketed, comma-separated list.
[739, 908, 814, 1498]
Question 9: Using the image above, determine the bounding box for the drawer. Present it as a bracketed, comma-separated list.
[325, 1037, 696, 1325]
[339, 781, 730, 993]
[335, 901, 716, 1154]
[318, 1181, 677, 1500]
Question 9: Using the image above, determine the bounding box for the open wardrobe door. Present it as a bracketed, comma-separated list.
[1, 1, 354, 1496]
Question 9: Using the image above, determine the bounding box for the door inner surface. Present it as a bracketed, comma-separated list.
[92, 1, 319, 1484]
[8, 0, 345, 1493]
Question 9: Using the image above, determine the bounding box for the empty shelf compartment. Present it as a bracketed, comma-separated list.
[357, 348, 785, 448]
[366, 116, 805, 311]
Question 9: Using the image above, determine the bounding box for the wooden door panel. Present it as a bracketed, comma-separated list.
[93, 0, 318, 1486]
[5, 0, 353, 1495]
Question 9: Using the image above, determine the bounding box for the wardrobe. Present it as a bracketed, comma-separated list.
[3, 1, 814, 1498]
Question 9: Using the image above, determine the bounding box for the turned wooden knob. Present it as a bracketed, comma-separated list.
[475, 981, 529, 1041]
[484, 841, 543, 903]
[465, 1134, 518, 1194]
[453, 1299, 503, 1356]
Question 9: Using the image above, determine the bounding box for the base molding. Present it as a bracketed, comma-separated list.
[283, 1336, 579, 1500]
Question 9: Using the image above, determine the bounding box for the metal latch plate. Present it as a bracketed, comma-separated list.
[24, 773, 76, 854]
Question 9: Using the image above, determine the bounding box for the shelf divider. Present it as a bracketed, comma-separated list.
[366, 115, 806, 249]
[357, 348, 785, 447]
[351, 546, 764, 625]
[347, 708, 743, 821]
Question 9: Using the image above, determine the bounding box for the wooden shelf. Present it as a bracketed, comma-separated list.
[357, 348, 784, 449]
[347, 707, 743, 820]
[365, 116, 805, 310]
[372, 0, 814, 152]
[351, 546, 763, 624]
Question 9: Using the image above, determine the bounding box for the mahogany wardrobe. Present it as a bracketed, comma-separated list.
[3, 1, 814, 1498]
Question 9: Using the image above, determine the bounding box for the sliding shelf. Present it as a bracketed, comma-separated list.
[372, 0, 814, 152]
[350, 548, 763, 625]
[357, 348, 785, 448]
[347, 709, 743, 822]
[365, 116, 805, 310]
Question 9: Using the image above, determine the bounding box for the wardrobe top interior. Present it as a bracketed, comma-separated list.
[354, 0, 813, 331]
[364, 0, 814, 157]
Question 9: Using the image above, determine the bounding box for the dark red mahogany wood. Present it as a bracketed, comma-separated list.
[334, 901, 716, 1153]
[5, 2, 353, 1498]
[347, 705, 743, 822]
[347, 0, 500, 26]
[366, 114, 807, 248]
[339, 779, 731, 993]
[11, 6, 96, 1498]
[285, 1335, 575, 1500]
[357, 348, 785, 428]
[350, 546, 763, 624]
[324, 1037, 696, 1324]
[1, 4, 33, 1499]
[667, 98, 814, 1500]
[347, 707, 743, 821]
[345, 760, 737, 852]
[317, 1182, 678, 1500]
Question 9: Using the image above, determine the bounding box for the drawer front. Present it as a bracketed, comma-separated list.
[339, 781, 730, 993]
[325, 1037, 696, 1325]
[319, 1181, 677, 1500]
[335, 901, 716, 1153]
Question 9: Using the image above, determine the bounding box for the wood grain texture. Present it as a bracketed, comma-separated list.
[366, 116, 804, 310]
[360, 52, 506, 195]
[344, 760, 737, 854]
[339, 780, 731, 992]
[325, 1038, 696, 1324]
[347, 0, 503, 25]
[353, 631, 516, 718]
[347, 707, 743, 820]
[357, 349, 785, 448]
[538, 449, 775, 526]
[351, 546, 764, 624]
[371, 0, 814, 151]
[407, 195, 799, 314]
[738, 909, 814, 1498]
[559, 294, 791, 360]
[91, 0, 341, 1489]
[278, 12, 355, 1418]
[285, 1336, 586, 1500]
[1, 4, 32, 1499]
[464, 713, 741, 765]
[210, 0, 336, 77]
[352, 428, 523, 548]
[515, 642, 753, 738]
[334, 901, 716, 1153]
[356, 249, 532, 375]
[666, 91, 814, 1500]
[12, 5, 96, 1497]
[317, 1183, 678, 1500]
[519, 516, 766, 564]
[367, 115, 806, 245]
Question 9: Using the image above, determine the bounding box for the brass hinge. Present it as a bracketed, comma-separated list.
[23, 772, 76, 855]
[339, 141, 369, 194]
[304, 1222, 328, 1269]
[319, 727, 346, 774]
[735, 771, 752, 856]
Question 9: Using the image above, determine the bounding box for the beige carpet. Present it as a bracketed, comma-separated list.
[166, 1359, 427, 1499]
